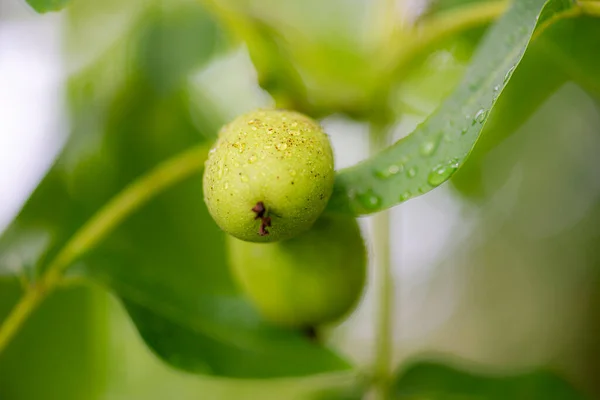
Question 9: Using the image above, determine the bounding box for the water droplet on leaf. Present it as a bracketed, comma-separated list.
[427, 160, 459, 187]
[503, 65, 516, 84]
[374, 164, 403, 179]
[475, 109, 488, 124]
[419, 136, 440, 157]
[357, 190, 382, 210]
[472, 109, 486, 125]
[406, 167, 417, 178]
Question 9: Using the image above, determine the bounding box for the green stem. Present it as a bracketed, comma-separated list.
[386, 0, 509, 76]
[370, 125, 394, 399]
[0, 144, 210, 357]
[0, 283, 46, 354]
[388, 0, 600, 79]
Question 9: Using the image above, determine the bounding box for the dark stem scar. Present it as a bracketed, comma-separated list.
[252, 201, 272, 236]
[252, 201, 266, 219]
[302, 326, 319, 342]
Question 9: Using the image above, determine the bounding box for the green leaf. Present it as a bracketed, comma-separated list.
[137, 5, 224, 93]
[390, 360, 587, 399]
[26, 0, 71, 13]
[0, 278, 106, 399]
[0, 0, 351, 379]
[451, 33, 567, 198]
[453, 14, 600, 199]
[326, 0, 572, 215]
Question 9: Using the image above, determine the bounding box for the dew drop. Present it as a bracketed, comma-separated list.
[427, 160, 459, 187]
[289, 169, 297, 176]
[224, 182, 229, 190]
[357, 190, 382, 210]
[473, 109, 488, 125]
[471, 109, 483, 125]
[503, 65, 516, 84]
[248, 156, 257, 164]
[461, 127, 468, 135]
[374, 164, 403, 179]
[240, 174, 249, 182]
[419, 137, 439, 157]
[275, 143, 288, 151]
[399, 192, 411, 201]
[406, 167, 417, 178]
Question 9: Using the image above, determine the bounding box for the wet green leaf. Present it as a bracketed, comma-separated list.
[327, 0, 572, 215]
[453, 15, 600, 199]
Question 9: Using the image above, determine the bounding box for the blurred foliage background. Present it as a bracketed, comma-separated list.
[0, 0, 599, 398]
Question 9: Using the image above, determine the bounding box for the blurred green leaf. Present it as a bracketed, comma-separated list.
[138, 5, 223, 93]
[26, 0, 71, 13]
[305, 383, 366, 400]
[204, 0, 380, 119]
[327, 0, 571, 215]
[536, 16, 600, 98]
[0, 279, 106, 400]
[239, 17, 311, 113]
[390, 360, 587, 399]
[0, 0, 351, 379]
[453, 15, 600, 199]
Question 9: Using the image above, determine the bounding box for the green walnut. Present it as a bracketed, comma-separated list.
[203, 109, 335, 242]
[228, 215, 367, 328]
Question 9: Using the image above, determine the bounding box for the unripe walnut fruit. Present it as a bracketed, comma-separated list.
[228, 215, 367, 328]
[203, 109, 334, 242]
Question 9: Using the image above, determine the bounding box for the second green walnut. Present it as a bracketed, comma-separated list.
[203, 109, 335, 242]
